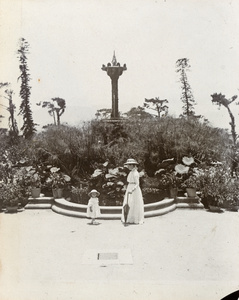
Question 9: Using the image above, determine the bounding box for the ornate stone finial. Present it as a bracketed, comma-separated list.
[112, 51, 117, 66]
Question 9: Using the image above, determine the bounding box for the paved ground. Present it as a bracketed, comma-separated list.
[0, 208, 239, 300]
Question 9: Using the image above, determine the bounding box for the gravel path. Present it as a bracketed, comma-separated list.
[0, 209, 239, 300]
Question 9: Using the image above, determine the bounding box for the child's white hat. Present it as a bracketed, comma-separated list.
[88, 189, 100, 197]
[124, 158, 138, 165]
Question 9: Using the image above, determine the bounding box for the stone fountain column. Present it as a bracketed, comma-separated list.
[102, 52, 127, 119]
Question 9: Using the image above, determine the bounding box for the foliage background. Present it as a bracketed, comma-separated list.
[0, 115, 232, 181]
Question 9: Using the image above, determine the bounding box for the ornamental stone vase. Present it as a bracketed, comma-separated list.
[52, 188, 64, 199]
[186, 187, 197, 198]
[31, 187, 41, 198]
[169, 187, 178, 200]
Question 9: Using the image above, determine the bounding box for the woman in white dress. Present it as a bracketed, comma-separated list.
[122, 158, 144, 225]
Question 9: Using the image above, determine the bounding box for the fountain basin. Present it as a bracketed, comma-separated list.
[51, 198, 177, 219]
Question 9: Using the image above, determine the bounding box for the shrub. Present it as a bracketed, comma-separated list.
[195, 163, 238, 207]
[45, 167, 71, 189]
[89, 161, 128, 206]
[0, 182, 24, 207]
[70, 185, 89, 204]
[0, 115, 234, 192]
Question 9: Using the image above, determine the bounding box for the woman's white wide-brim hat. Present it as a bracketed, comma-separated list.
[124, 158, 138, 165]
[88, 189, 100, 197]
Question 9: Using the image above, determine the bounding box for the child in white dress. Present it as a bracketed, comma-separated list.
[87, 189, 101, 224]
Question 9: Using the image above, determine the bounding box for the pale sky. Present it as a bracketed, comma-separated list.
[0, 0, 239, 131]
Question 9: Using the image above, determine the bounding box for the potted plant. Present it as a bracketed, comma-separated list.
[46, 167, 71, 199]
[14, 166, 42, 198]
[181, 174, 199, 197]
[175, 156, 198, 197]
[164, 172, 181, 198]
[155, 158, 188, 199]
[28, 167, 42, 198]
[0, 182, 23, 213]
[155, 170, 182, 199]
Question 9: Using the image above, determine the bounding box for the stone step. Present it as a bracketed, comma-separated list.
[25, 203, 53, 209]
[176, 196, 201, 204]
[177, 203, 204, 209]
[25, 197, 54, 209]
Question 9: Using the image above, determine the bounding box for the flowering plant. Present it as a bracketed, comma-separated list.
[22, 166, 42, 188]
[28, 169, 42, 188]
[0, 181, 23, 207]
[0, 150, 15, 183]
[89, 161, 128, 205]
[156, 171, 182, 188]
[181, 175, 198, 189]
[142, 187, 161, 194]
[140, 175, 163, 200]
[175, 156, 201, 189]
[89, 161, 145, 205]
[181, 167, 202, 189]
[46, 167, 71, 189]
[194, 163, 239, 207]
[155, 157, 194, 188]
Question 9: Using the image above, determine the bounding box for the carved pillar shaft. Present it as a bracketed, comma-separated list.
[111, 77, 119, 118]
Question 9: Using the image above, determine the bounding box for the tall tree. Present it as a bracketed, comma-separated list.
[37, 97, 66, 126]
[176, 58, 196, 117]
[95, 108, 111, 120]
[0, 82, 9, 124]
[123, 106, 153, 120]
[17, 38, 36, 138]
[211, 93, 238, 175]
[144, 97, 168, 118]
[37, 101, 56, 125]
[5, 89, 19, 137]
[52, 97, 66, 125]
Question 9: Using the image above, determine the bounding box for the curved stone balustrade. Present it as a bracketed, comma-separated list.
[51, 198, 177, 219]
[25, 195, 204, 218]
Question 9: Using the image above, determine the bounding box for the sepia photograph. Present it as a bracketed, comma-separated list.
[0, 0, 239, 299]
